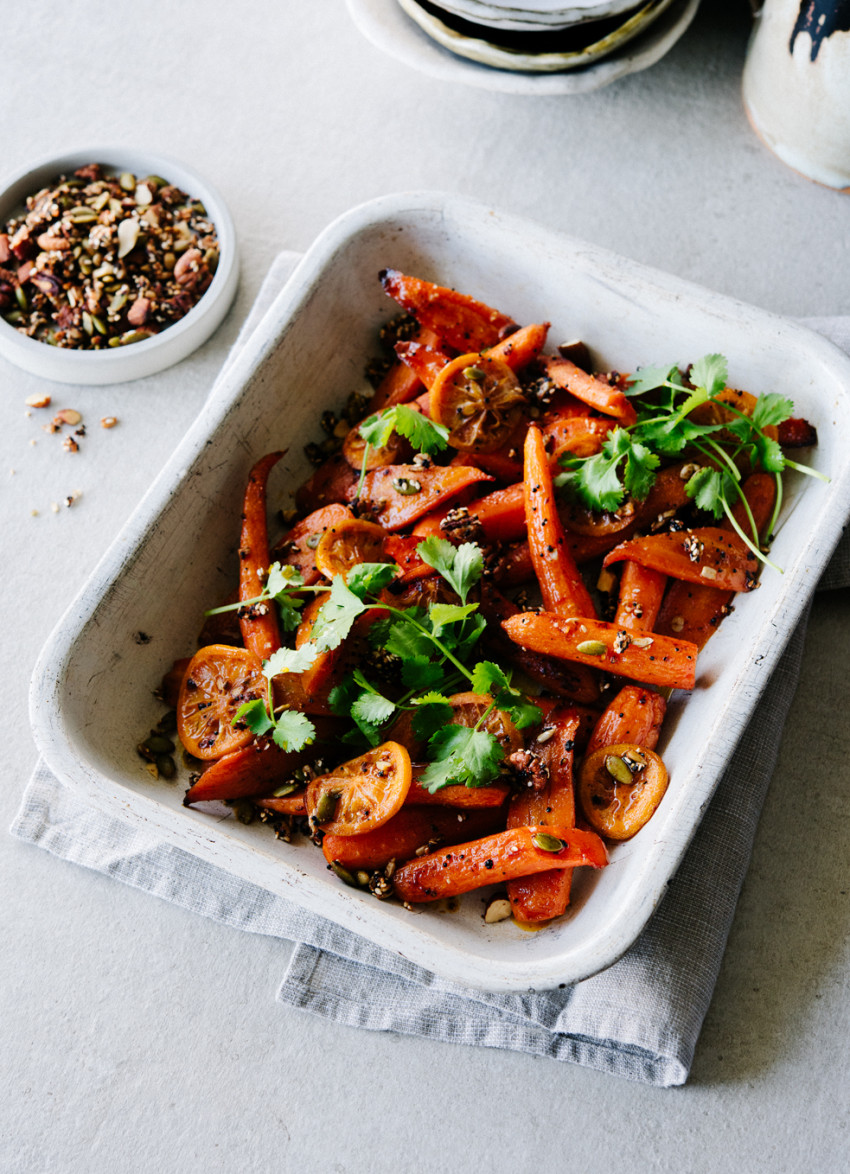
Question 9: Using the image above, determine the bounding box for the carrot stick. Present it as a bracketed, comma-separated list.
[295, 453, 358, 514]
[614, 561, 667, 631]
[406, 780, 510, 808]
[472, 482, 526, 543]
[543, 356, 637, 426]
[485, 321, 549, 371]
[239, 452, 284, 660]
[370, 327, 443, 411]
[541, 414, 611, 466]
[393, 825, 607, 903]
[395, 339, 451, 390]
[603, 528, 759, 592]
[256, 793, 308, 815]
[322, 807, 504, 871]
[350, 464, 493, 531]
[380, 269, 515, 352]
[524, 424, 597, 617]
[507, 708, 580, 922]
[585, 686, 667, 755]
[503, 612, 698, 691]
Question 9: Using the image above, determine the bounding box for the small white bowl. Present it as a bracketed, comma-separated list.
[0, 148, 238, 385]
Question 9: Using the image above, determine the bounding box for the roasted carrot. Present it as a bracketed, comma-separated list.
[369, 326, 443, 412]
[472, 482, 526, 543]
[485, 321, 549, 370]
[603, 527, 759, 592]
[393, 825, 607, 903]
[256, 792, 308, 815]
[541, 414, 611, 465]
[585, 686, 667, 756]
[239, 452, 284, 660]
[503, 612, 698, 691]
[395, 338, 451, 389]
[295, 453, 358, 514]
[349, 464, 493, 531]
[524, 424, 597, 617]
[507, 708, 581, 922]
[406, 780, 510, 808]
[614, 561, 667, 631]
[655, 473, 776, 648]
[322, 807, 504, 872]
[777, 416, 818, 448]
[380, 268, 515, 352]
[185, 743, 309, 804]
[543, 356, 637, 426]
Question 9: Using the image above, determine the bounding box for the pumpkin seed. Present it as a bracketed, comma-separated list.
[81, 311, 94, 335]
[5, 309, 23, 324]
[271, 781, 299, 798]
[576, 640, 607, 656]
[230, 799, 255, 825]
[67, 206, 98, 223]
[107, 291, 128, 315]
[116, 329, 154, 345]
[463, 366, 485, 381]
[155, 754, 177, 780]
[355, 870, 372, 888]
[604, 755, 634, 785]
[305, 532, 322, 549]
[119, 171, 136, 192]
[329, 861, 358, 887]
[532, 832, 566, 853]
[315, 789, 341, 824]
[392, 477, 422, 496]
[14, 285, 28, 311]
[90, 315, 107, 335]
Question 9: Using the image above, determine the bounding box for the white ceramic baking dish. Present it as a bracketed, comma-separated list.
[30, 192, 850, 991]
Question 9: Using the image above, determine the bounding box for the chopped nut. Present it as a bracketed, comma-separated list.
[670, 615, 685, 633]
[484, 898, 513, 924]
[54, 408, 82, 426]
[25, 393, 51, 408]
[700, 566, 718, 580]
[62, 436, 79, 453]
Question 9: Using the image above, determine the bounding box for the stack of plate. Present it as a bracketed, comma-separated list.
[346, 0, 701, 94]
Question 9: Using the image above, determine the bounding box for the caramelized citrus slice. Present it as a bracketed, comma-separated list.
[306, 742, 413, 836]
[314, 517, 390, 581]
[177, 644, 265, 761]
[578, 742, 668, 841]
[444, 692, 523, 757]
[430, 352, 526, 452]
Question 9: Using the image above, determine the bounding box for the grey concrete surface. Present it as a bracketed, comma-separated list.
[2, 2, 849, 1171]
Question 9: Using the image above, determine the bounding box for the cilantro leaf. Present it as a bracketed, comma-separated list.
[684, 466, 736, 519]
[382, 613, 434, 661]
[234, 698, 275, 737]
[417, 537, 483, 604]
[470, 660, 511, 695]
[401, 659, 446, 691]
[625, 363, 679, 396]
[359, 404, 450, 456]
[494, 691, 543, 730]
[351, 691, 396, 728]
[428, 601, 479, 632]
[751, 393, 794, 430]
[392, 404, 450, 453]
[264, 644, 319, 677]
[310, 577, 367, 652]
[419, 725, 504, 792]
[346, 562, 398, 599]
[272, 710, 316, 752]
[568, 444, 627, 512]
[752, 432, 786, 473]
[411, 696, 455, 741]
[690, 354, 728, 398]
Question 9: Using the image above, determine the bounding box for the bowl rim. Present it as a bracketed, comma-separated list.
[28, 191, 850, 990]
[0, 146, 238, 383]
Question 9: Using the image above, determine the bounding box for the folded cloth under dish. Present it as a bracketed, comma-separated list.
[11, 252, 850, 1086]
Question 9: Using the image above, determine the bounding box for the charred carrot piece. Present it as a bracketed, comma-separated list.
[507, 708, 580, 922]
[485, 321, 549, 371]
[406, 780, 510, 808]
[655, 473, 776, 649]
[271, 503, 352, 586]
[585, 686, 667, 756]
[380, 268, 515, 352]
[472, 482, 526, 543]
[256, 792, 308, 816]
[543, 356, 637, 426]
[240, 452, 284, 660]
[777, 416, 818, 448]
[322, 807, 504, 872]
[393, 825, 607, 903]
[525, 424, 597, 617]
[479, 587, 602, 705]
[295, 453, 358, 514]
[185, 743, 307, 804]
[370, 327, 443, 412]
[349, 464, 493, 531]
[503, 612, 698, 691]
[396, 338, 452, 390]
[603, 528, 759, 593]
[614, 561, 667, 632]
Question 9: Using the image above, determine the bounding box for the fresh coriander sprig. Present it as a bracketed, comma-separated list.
[556, 353, 826, 571]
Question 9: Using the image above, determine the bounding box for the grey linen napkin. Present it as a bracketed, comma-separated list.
[11, 254, 850, 1086]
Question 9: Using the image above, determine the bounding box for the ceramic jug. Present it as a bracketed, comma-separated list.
[742, 0, 850, 190]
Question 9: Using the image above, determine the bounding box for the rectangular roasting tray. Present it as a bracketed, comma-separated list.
[30, 192, 850, 991]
